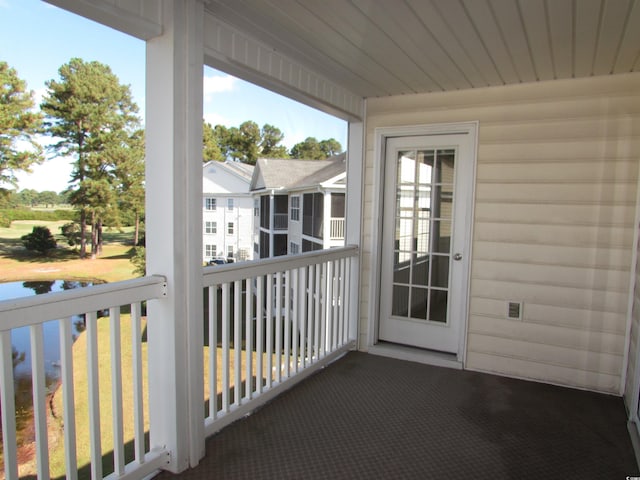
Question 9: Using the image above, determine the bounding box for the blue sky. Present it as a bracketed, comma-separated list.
[0, 0, 347, 192]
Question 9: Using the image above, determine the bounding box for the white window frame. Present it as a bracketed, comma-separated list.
[290, 242, 300, 254]
[205, 244, 217, 257]
[254, 198, 259, 216]
[205, 221, 217, 234]
[290, 195, 300, 221]
[227, 245, 234, 258]
[205, 197, 217, 211]
[227, 222, 234, 235]
[227, 198, 234, 211]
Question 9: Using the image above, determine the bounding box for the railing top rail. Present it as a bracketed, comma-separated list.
[0, 275, 167, 331]
[203, 245, 359, 286]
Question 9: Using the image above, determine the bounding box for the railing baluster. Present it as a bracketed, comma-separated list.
[0, 331, 17, 480]
[86, 310, 102, 480]
[222, 283, 230, 413]
[131, 302, 145, 464]
[234, 280, 242, 406]
[338, 258, 346, 346]
[292, 269, 299, 374]
[307, 265, 314, 364]
[325, 260, 333, 353]
[275, 272, 282, 384]
[284, 270, 291, 378]
[266, 274, 273, 389]
[109, 307, 125, 475]
[256, 276, 264, 395]
[333, 259, 340, 349]
[299, 267, 307, 370]
[207, 286, 217, 419]
[30, 323, 50, 479]
[314, 264, 321, 362]
[342, 258, 350, 343]
[59, 317, 78, 479]
[245, 278, 253, 401]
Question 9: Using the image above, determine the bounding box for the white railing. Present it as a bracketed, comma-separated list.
[202, 245, 358, 435]
[330, 218, 345, 240]
[0, 276, 169, 480]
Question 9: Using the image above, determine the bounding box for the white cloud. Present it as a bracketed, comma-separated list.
[203, 112, 232, 128]
[203, 74, 235, 101]
[32, 87, 47, 107]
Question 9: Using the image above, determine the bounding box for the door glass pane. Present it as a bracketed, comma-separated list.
[392, 285, 409, 317]
[429, 290, 448, 323]
[411, 254, 429, 286]
[411, 287, 428, 320]
[430, 255, 450, 288]
[431, 220, 451, 254]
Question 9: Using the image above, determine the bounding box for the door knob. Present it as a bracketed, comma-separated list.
[453, 253, 462, 261]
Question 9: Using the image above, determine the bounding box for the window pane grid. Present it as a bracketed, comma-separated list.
[391, 147, 455, 325]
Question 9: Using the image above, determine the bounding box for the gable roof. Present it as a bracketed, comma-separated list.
[250, 153, 346, 192]
[203, 161, 255, 194]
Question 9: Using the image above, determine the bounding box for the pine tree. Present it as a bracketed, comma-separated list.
[0, 61, 43, 191]
[41, 58, 140, 258]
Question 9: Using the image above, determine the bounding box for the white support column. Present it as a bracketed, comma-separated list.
[346, 120, 364, 348]
[145, 0, 205, 473]
[269, 192, 275, 257]
[323, 192, 332, 249]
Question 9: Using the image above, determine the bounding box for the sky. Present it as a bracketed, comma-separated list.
[0, 0, 348, 193]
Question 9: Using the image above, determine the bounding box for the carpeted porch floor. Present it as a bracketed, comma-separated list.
[157, 351, 638, 479]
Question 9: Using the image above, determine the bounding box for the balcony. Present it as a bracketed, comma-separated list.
[2, 242, 637, 479]
[273, 213, 288, 231]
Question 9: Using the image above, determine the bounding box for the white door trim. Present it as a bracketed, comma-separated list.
[367, 122, 478, 365]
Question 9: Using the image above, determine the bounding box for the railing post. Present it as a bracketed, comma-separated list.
[145, 0, 205, 472]
[346, 121, 363, 346]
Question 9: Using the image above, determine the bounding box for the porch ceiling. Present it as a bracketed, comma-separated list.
[205, 0, 640, 98]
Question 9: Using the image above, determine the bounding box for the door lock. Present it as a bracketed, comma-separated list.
[453, 253, 463, 261]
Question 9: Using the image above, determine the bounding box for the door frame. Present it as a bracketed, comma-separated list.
[367, 122, 479, 365]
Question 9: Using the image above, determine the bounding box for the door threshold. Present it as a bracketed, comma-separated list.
[368, 342, 462, 370]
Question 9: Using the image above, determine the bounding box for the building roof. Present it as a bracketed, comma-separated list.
[250, 153, 346, 192]
[203, 160, 255, 194]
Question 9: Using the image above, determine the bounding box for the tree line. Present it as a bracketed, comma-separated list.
[1, 58, 342, 260]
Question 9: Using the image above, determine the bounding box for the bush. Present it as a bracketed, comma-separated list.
[61, 222, 81, 247]
[21, 226, 58, 255]
[130, 246, 146, 277]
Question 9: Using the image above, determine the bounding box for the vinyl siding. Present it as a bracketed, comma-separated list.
[624, 222, 640, 412]
[361, 73, 640, 393]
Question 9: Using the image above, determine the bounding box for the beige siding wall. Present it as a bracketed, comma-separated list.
[625, 222, 640, 410]
[361, 73, 640, 394]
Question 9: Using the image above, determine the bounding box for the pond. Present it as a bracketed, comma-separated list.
[0, 280, 97, 444]
[2, 280, 95, 382]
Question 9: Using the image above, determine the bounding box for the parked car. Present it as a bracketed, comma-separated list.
[208, 257, 227, 266]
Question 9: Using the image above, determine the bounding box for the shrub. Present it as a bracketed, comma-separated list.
[21, 226, 57, 255]
[130, 246, 146, 277]
[61, 222, 81, 247]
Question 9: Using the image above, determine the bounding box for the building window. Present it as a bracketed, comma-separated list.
[227, 245, 234, 258]
[227, 222, 234, 235]
[205, 221, 217, 234]
[254, 198, 259, 216]
[205, 197, 216, 211]
[290, 195, 300, 221]
[205, 244, 217, 257]
[227, 198, 234, 211]
[303, 192, 324, 238]
[290, 242, 300, 254]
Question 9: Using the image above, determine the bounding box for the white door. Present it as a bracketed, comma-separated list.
[379, 132, 474, 354]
